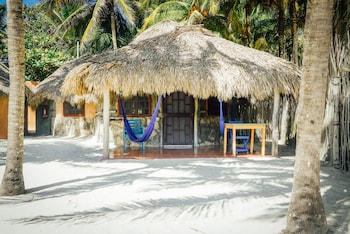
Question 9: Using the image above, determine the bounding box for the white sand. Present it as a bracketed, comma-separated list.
[0, 136, 349, 234]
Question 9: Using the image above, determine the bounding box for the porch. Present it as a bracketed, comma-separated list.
[107, 141, 295, 160]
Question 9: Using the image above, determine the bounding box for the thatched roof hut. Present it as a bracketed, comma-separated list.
[0, 63, 10, 95]
[39, 20, 302, 157]
[0, 62, 33, 98]
[61, 21, 301, 101]
[30, 55, 97, 107]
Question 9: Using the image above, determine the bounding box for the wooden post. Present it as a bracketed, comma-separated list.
[194, 98, 198, 147]
[280, 96, 290, 145]
[103, 89, 110, 159]
[271, 89, 280, 157]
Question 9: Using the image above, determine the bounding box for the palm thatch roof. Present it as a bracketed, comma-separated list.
[30, 55, 98, 107]
[0, 62, 34, 99]
[61, 20, 301, 101]
[0, 62, 10, 96]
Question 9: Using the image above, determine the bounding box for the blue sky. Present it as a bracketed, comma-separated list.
[0, 0, 39, 6]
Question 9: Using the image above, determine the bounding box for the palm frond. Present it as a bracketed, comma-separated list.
[200, 0, 220, 16]
[116, 0, 136, 28]
[142, 1, 190, 30]
[79, 0, 110, 53]
[53, 4, 94, 40]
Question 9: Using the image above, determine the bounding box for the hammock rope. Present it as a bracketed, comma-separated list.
[220, 99, 225, 136]
[120, 95, 162, 143]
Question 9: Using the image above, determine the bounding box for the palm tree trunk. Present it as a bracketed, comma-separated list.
[0, 0, 25, 196]
[283, 0, 333, 233]
[245, 2, 252, 47]
[290, 0, 298, 64]
[277, 0, 285, 58]
[110, 0, 118, 50]
[321, 35, 343, 165]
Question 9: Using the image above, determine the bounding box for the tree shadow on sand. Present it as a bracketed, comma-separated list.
[1, 136, 349, 234]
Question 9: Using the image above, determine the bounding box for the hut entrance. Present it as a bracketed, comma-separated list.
[163, 92, 193, 148]
[35, 101, 52, 136]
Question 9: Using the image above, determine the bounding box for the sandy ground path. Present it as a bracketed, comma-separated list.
[0, 136, 349, 234]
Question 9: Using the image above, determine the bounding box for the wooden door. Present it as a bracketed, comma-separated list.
[35, 101, 52, 136]
[163, 92, 193, 147]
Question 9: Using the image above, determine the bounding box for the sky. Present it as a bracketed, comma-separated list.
[0, 0, 39, 6]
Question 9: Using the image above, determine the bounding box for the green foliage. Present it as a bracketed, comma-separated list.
[0, 4, 6, 33]
[250, 6, 279, 54]
[204, 15, 227, 36]
[334, 0, 350, 39]
[142, 1, 190, 30]
[0, 4, 7, 59]
[79, 30, 113, 55]
[0, 0, 312, 83]
[24, 7, 73, 81]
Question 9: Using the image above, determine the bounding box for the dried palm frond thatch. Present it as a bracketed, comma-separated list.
[0, 62, 10, 96]
[30, 55, 98, 107]
[0, 62, 34, 99]
[61, 21, 301, 101]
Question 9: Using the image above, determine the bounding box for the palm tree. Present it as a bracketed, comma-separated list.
[289, 0, 298, 63]
[320, 0, 350, 172]
[283, 0, 333, 232]
[79, 0, 137, 52]
[40, 0, 138, 54]
[141, 0, 222, 30]
[40, 0, 137, 55]
[141, 0, 190, 29]
[0, 0, 25, 196]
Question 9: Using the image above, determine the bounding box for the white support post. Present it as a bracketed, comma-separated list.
[103, 89, 110, 159]
[272, 88, 280, 157]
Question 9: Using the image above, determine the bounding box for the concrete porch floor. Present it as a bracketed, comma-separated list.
[108, 141, 295, 160]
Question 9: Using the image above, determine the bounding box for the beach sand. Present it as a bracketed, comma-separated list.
[0, 136, 349, 234]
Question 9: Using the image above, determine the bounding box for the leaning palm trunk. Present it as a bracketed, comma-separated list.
[0, 0, 25, 196]
[339, 33, 350, 172]
[290, 0, 298, 64]
[341, 95, 350, 171]
[283, 0, 332, 233]
[321, 34, 345, 165]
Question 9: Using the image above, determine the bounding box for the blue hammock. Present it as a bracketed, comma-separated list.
[120, 95, 162, 142]
[220, 99, 225, 136]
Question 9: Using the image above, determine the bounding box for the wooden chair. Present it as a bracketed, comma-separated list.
[123, 119, 145, 152]
[228, 120, 250, 154]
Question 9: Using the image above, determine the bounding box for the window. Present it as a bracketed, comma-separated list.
[63, 102, 85, 116]
[119, 95, 150, 116]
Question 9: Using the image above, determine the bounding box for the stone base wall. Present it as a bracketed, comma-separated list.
[110, 117, 162, 148]
[198, 116, 221, 146]
[94, 113, 162, 148]
[54, 112, 222, 148]
[53, 116, 95, 137]
[107, 115, 221, 147]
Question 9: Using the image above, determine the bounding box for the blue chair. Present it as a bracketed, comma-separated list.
[228, 120, 250, 154]
[123, 119, 145, 152]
